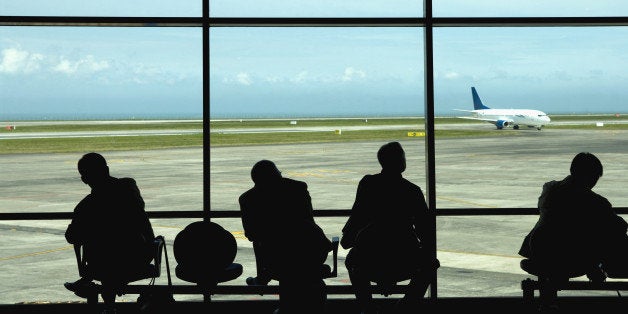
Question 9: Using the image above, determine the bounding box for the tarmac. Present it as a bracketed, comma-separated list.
[1, 126, 628, 308]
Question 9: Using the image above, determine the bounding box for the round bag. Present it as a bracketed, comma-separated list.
[174, 221, 237, 273]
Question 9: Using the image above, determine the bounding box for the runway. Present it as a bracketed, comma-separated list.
[1, 127, 628, 304]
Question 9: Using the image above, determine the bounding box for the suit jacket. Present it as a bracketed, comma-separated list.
[341, 171, 430, 272]
[239, 177, 331, 274]
[65, 177, 155, 278]
[519, 175, 627, 268]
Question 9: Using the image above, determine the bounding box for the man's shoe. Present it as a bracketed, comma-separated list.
[64, 278, 97, 298]
[246, 276, 269, 286]
[64, 278, 91, 292]
[246, 277, 257, 286]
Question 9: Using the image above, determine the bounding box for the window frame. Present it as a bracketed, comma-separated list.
[2, 0, 628, 301]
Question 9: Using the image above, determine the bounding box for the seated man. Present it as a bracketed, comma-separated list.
[519, 152, 628, 306]
[341, 142, 437, 314]
[239, 160, 332, 314]
[64, 152, 155, 314]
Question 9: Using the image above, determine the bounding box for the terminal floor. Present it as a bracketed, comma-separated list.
[2, 297, 628, 314]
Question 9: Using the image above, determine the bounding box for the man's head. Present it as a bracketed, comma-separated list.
[377, 141, 406, 174]
[78, 152, 110, 188]
[251, 160, 282, 185]
[570, 152, 603, 189]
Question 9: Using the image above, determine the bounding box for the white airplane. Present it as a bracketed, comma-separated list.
[455, 87, 551, 130]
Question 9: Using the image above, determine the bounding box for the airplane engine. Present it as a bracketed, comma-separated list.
[495, 120, 510, 129]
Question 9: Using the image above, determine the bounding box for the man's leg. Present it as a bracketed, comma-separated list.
[394, 271, 430, 313]
[247, 241, 272, 285]
[100, 281, 118, 314]
[538, 277, 559, 311]
[601, 238, 628, 278]
[405, 272, 431, 300]
[404, 258, 438, 300]
[396, 258, 439, 313]
[65, 244, 96, 295]
[346, 250, 375, 314]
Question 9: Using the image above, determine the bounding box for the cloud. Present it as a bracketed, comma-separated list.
[342, 67, 366, 81]
[444, 71, 461, 79]
[264, 75, 284, 83]
[0, 48, 44, 74]
[222, 72, 253, 85]
[52, 55, 109, 74]
[236, 72, 252, 85]
[291, 71, 309, 83]
[1, 47, 110, 77]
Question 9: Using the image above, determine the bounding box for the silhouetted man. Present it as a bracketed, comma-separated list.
[520, 152, 628, 280]
[64, 152, 155, 314]
[239, 159, 332, 314]
[341, 142, 437, 314]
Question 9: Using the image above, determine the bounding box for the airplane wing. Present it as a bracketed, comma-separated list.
[456, 116, 515, 129]
[455, 116, 512, 123]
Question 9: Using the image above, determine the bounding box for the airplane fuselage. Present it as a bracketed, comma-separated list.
[472, 108, 551, 129]
[457, 87, 551, 130]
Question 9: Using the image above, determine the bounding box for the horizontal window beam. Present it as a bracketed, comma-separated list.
[211, 17, 628, 27]
[0, 16, 202, 27]
[433, 16, 628, 27]
[3, 16, 628, 27]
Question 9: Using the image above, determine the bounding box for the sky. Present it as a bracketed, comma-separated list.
[2, 1, 628, 119]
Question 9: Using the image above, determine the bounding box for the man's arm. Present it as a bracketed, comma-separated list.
[299, 182, 316, 223]
[341, 176, 369, 249]
[239, 193, 259, 242]
[413, 187, 432, 245]
[123, 178, 154, 242]
[65, 196, 91, 244]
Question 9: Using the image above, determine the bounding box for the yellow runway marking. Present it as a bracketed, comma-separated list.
[437, 196, 498, 208]
[438, 249, 520, 259]
[286, 169, 353, 179]
[232, 231, 248, 240]
[0, 245, 73, 261]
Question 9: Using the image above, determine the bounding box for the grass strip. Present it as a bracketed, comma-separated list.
[0, 134, 202, 154]
[1, 115, 627, 154]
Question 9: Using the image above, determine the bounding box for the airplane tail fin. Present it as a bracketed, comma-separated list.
[471, 87, 490, 110]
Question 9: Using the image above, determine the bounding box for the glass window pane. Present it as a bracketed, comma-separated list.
[434, 26, 628, 209]
[210, 0, 423, 17]
[0, 26, 203, 212]
[434, 26, 628, 297]
[1, 0, 201, 17]
[210, 27, 425, 212]
[0, 218, 203, 303]
[435, 0, 628, 17]
[437, 216, 539, 297]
